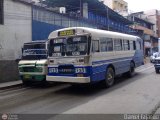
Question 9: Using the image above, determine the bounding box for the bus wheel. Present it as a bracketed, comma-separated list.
[104, 67, 115, 88]
[127, 62, 135, 77]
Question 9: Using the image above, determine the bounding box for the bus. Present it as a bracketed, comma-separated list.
[47, 27, 144, 87]
[18, 40, 48, 85]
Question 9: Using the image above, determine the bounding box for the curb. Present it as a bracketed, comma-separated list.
[0, 81, 22, 90]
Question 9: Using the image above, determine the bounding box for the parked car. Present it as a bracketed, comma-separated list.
[154, 56, 160, 73]
[150, 52, 160, 63]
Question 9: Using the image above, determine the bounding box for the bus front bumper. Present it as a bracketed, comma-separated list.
[46, 76, 90, 83]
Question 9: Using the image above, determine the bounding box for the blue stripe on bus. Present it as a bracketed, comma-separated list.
[92, 57, 132, 65]
[91, 59, 132, 82]
[47, 66, 92, 77]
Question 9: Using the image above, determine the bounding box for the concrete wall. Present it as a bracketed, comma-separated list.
[0, 60, 19, 83]
[0, 0, 32, 83]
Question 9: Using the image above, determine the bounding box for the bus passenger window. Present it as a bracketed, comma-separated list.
[106, 38, 113, 51]
[130, 41, 133, 50]
[136, 41, 141, 50]
[100, 39, 107, 52]
[123, 40, 130, 50]
[133, 41, 136, 50]
[114, 39, 123, 51]
[92, 40, 99, 52]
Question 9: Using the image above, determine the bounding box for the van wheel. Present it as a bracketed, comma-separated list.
[126, 62, 135, 77]
[22, 80, 30, 86]
[103, 67, 115, 88]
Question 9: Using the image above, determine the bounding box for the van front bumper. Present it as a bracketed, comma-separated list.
[154, 64, 160, 69]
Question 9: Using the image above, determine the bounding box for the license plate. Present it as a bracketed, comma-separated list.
[24, 75, 31, 79]
[59, 69, 73, 73]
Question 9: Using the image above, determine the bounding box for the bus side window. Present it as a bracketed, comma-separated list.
[114, 39, 123, 51]
[92, 40, 99, 52]
[130, 41, 133, 50]
[133, 41, 136, 50]
[106, 38, 113, 51]
[123, 40, 130, 50]
[136, 41, 141, 50]
[100, 39, 107, 52]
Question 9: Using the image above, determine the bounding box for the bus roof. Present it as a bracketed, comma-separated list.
[48, 27, 140, 41]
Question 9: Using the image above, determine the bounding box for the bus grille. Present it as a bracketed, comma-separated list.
[22, 67, 42, 72]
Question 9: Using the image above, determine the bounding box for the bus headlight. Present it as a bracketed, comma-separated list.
[49, 68, 58, 73]
[84, 56, 89, 64]
[75, 68, 86, 73]
[78, 56, 89, 64]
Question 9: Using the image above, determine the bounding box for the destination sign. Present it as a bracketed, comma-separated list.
[58, 29, 75, 36]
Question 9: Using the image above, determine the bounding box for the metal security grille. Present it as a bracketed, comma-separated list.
[0, 0, 4, 24]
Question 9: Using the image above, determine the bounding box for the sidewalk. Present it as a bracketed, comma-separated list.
[0, 80, 22, 90]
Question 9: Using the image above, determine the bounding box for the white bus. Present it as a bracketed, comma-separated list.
[47, 27, 144, 87]
[18, 40, 48, 85]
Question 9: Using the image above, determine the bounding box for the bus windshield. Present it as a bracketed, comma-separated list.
[49, 36, 89, 57]
[22, 43, 47, 60]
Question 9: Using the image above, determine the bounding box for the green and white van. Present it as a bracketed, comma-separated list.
[18, 41, 48, 85]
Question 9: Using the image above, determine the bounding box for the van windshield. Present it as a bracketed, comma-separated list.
[22, 43, 47, 60]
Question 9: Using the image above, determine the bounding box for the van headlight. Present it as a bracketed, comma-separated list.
[75, 68, 86, 73]
[19, 67, 23, 72]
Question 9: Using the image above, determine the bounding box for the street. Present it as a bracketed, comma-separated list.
[0, 63, 160, 116]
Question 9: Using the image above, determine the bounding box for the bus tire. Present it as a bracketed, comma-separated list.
[126, 62, 135, 77]
[103, 67, 115, 88]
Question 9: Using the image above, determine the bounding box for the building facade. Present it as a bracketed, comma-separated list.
[103, 0, 128, 13]
[0, 0, 32, 82]
[157, 11, 160, 38]
[143, 9, 159, 38]
[127, 11, 159, 56]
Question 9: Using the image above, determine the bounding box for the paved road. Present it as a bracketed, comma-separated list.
[0, 63, 160, 116]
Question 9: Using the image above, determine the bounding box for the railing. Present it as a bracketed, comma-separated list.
[88, 12, 136, 34]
